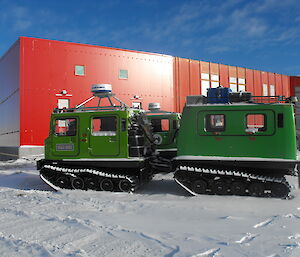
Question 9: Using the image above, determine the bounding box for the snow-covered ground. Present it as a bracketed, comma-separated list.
[0, 159, 300, 257]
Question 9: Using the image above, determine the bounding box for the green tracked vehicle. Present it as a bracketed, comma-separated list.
[38, 84, 299, 198]
[173, 91, 299, 198]
[146, 103, 181, 160]
[37, 84, 158, 192]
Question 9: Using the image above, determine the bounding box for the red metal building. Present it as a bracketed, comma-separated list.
[290, 76, 300, 135]
[0, 37, 298, 158]
[173, 57, 292, 111]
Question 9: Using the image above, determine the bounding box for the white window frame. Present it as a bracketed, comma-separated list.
[270, 85, 275, 96]
[211, 81, 220, 88]
[211, 74, 219, 81]
[230, 77, 237, 83]
[132, 102, 142, 109]
[238, 78, 245, 84]
[201, 80, 210, 95]
[201, 73, 210, 80]
[263, 84, 268, 96]
[239, 85, 246, 92]
[119, 69, 128, 79]
[230, 83, 238, 92]
[75, 65, 85, 76]
[58, 99, 70, 109]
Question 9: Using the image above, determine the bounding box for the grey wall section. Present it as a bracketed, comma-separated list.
[0, 40, 20, 160]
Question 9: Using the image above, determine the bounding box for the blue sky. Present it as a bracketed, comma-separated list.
[0, 0, 299, 75]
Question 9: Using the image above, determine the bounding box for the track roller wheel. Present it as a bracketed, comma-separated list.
[270, 183, 289, 198]
[192, 179, 207, 194]
[249, 182, 265, 197]
[119, 179, 132, 192]
[100, 178, 114, 191]
[86, 177, 99, 190]
[71, 177, 85, 190]
[230, 181, 247, 196]
[211, 179, 229, 195]
[56, 176, 70, 189]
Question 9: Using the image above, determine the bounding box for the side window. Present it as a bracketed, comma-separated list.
[92, 116, 117, 136]
[246, 114, 266, 133]
[55, 118, 77, 136]
[205, 114, 225, 132]
[151, 119, 170, 132]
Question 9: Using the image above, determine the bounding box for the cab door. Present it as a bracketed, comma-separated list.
[151, 117, 179, 147]
[52, 117, 80, 156]
[89, 115, 120, 156]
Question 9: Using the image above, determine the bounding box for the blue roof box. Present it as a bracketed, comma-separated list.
[207, 87, 232, 104]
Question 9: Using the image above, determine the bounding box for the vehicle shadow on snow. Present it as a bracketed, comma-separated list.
[0, 172, 55, 191]
[138, 177, 191, 196]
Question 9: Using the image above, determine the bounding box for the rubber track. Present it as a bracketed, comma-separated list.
[41, 164, 141, 192]
[174, 165, 291, 198]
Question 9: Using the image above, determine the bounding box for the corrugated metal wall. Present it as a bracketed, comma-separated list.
[20, 37, 174, 146]
[0, 40, 20, 154]
[173, 57, 291, 112]
[290, 76, 300, 132]
[0, 37, 295, 148]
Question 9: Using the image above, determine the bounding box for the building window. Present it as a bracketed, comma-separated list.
[211, 74, 219, 82]
[119, 69, 128, 79]
[229, 77, 237, 92]
[230, 77, 237, 83]
[55, 118, 77, 136]
[263, 84, 268, 96]
[270, 85, 275, 96]
[205, 114, 225, 132]
[201, 73, 220, 94]
[201, 73, 210, 80]
[210, 74, 219, 88]
[92, 116, 117, 136]
[75, 65, 85, 76]
[201, 80, 210, 95]
[211, 81, 220, 88]
[230, 83, 238, 92]
[239, 85, 246, 92]
[238, 78, 245, 84]
[132, 102, 142, 109]
[201, 73, 210, 95]
[238, 78, 246, 91]
[58, 99, 69, 109]
[229, 77, 246, 92]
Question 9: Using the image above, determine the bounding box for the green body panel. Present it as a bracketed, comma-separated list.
[177, 104, 297, 160]
[147, 113, 180, 150]
[45, 109, 134, 160]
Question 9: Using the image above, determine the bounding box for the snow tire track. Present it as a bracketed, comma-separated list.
[191, 248, 220, 257]
[283, 213, 300, 219]
[253, 217, 276, 228]
[289, 234, 300, 240]
[139, 232, 180, 257]
[235, 233, 258, 244]
[0, 207, 29, 218]
[1, 159, 300, 257]
[0, 232, 53, 257]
